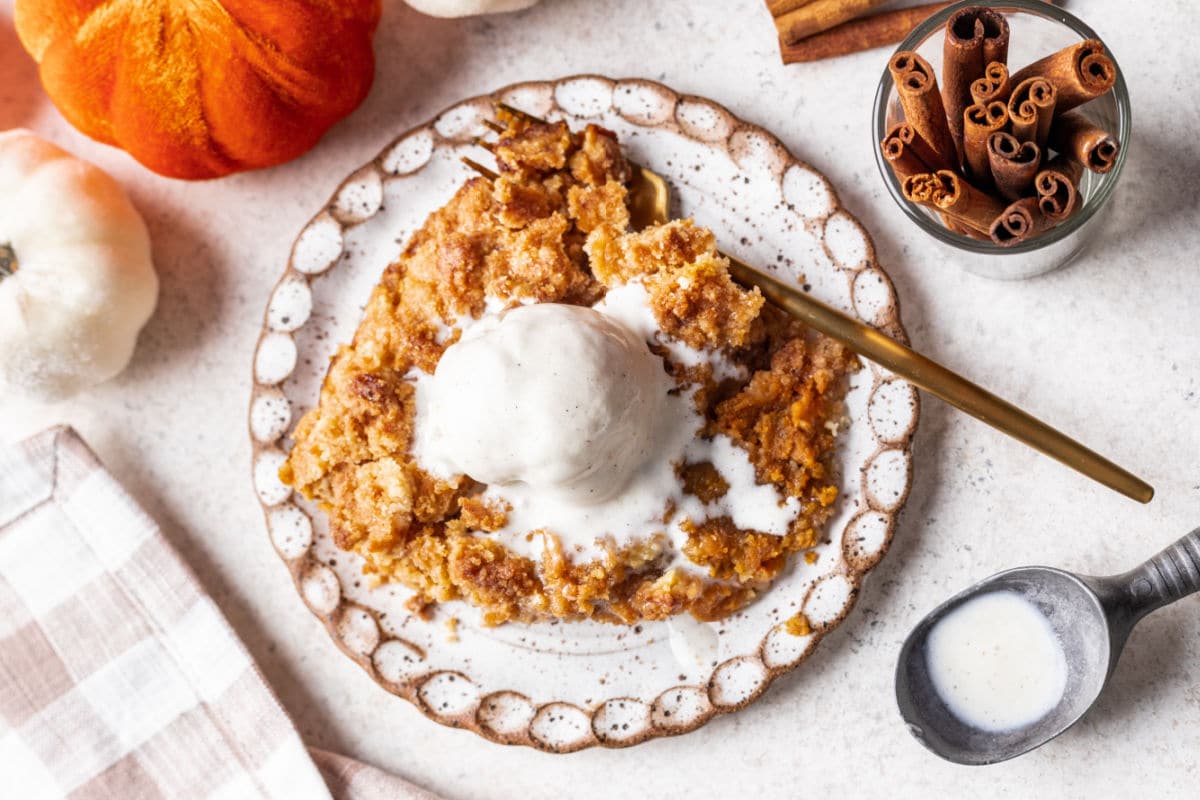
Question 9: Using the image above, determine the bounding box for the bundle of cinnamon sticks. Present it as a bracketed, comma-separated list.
[770, 0, 954, 63]
[881, 6, 1121, 247]
[768, 2, 1063, 66]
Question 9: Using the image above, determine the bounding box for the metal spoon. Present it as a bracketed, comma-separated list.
[895, 527, 1200, 765]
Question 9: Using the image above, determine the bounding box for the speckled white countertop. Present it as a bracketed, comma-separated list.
[3, 0, 1198, 797]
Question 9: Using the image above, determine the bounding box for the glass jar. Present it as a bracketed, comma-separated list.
[872, 0, 1131, 280]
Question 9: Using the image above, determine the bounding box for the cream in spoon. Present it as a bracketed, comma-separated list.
[925, 590, 1068, 732]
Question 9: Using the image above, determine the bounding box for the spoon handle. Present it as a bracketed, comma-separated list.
[725, 258, 1154, 503]
[1119, 527, 1200, 619]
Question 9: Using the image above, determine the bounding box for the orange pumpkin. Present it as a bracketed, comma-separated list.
[15, 0, 382, 179]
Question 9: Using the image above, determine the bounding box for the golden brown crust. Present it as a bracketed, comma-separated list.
[642, 251, 764, 350]
[282, 119, 854, 626]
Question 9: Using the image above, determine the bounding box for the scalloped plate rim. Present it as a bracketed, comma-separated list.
[247, 74, 919, 752]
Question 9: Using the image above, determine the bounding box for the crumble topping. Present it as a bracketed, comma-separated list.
[281, 113, 854, 625]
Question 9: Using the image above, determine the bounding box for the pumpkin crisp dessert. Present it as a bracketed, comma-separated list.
[281, 113, 855, 626]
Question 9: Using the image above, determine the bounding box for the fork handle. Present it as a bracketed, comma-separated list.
[726, 258, 1154, 504]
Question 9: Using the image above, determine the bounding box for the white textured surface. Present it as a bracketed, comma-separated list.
[1, 0, 1198, 797]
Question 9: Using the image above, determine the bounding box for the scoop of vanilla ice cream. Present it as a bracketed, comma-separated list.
[413, 303, 669, 503]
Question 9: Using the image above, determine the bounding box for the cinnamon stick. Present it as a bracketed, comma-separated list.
[902, 170, 1006, 234]
[884, 130, 974, 239]
[1048, 111, 1120, 173]
[1008, 77, 1057, 148]
[780, 2, 953, 63]
[962, 101, 1008, 189]
[902, 173, 969, 232]
[970, 62, 1011, 105]
[942, 7, 1009, 152]
[1010, 39, 1116, 113]
[902, 172, 940, 203]
[775, 0, 891, 45]
[768, 0, 817, 16]
[881, 125, 934, 180]
[987, 131, 1041, 200]
[881, 122, 956, 176]
[889, 51, 958, 173]
[882, 146, 928, 183]
[931, 169, 1007, 234]
[1034, 155, 1084, 223]
[981, 13, 1009, 65]
[990, 196, 1054, 246]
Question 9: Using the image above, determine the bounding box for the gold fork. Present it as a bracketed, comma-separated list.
[464, 103, 1153, 504]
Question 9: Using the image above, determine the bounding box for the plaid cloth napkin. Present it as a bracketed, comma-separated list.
[0, 426, 440, 800]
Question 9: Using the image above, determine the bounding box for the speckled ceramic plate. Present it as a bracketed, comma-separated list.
[249, 76, 918, 752]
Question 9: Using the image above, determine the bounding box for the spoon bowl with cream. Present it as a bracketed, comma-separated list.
[896, 526, 1200, 765]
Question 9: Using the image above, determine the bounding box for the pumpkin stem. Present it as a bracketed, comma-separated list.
[0, 243, 15, 280]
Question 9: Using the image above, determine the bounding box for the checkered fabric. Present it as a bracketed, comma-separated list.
[0, 427, 438, 800]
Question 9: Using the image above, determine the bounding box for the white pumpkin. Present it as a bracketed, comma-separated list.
[404, 0, 541, 18]
[0, 130, 158, 401]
